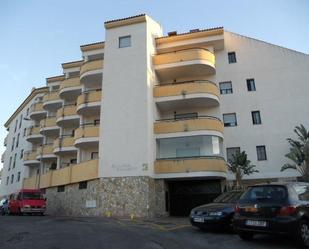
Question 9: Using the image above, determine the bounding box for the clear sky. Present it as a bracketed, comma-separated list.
[0, 0, 308, 170]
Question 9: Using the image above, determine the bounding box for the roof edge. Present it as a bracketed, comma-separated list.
[4, 87, 49, 127]
[104, 14, 147, 29]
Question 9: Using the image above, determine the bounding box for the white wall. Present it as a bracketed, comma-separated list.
[0, 93, 45, 197]
[217, 31, 309, 180]
[99, 17, 162, 177]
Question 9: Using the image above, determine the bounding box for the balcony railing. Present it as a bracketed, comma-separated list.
[43, 91, 60, 103]
[40, 117, 57, 128]
[154, 115, 224, 134]
[60, 77, 80, 90]
[154, 48, 216, 80]
[74, 123, 100, 140]
[77, 90, 102, 106]
[80, 59, 103, 77]
[27, 126, 41, 136]
[30, 102, 44, 113]
[37, 144, 55, 157]
[154, 80, 219, 98]
[57, 105, 77, 118]
[53, 136, 75, 150]
[154, 48, 215, 66]
[154, 156, 227, 175]
[23, 159, 99, 188]
[23, 150, 39, 161]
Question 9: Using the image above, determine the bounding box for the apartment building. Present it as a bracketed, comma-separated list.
[0, 14, 309, 217]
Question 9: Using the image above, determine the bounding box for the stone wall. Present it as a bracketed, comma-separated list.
[45, 176, 167, 218]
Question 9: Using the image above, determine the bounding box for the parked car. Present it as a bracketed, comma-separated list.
[8, 189, 46, 216]
[0, 198, 9, 215]
[233, 182, 309, 247]
[190, 190, 244, 230]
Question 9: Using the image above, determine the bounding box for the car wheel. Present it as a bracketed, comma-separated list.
[296, 220, 309, 248]
[238, 231, 254, 241]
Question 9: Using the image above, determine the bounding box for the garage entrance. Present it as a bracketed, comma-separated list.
[167, 179, 222, 216]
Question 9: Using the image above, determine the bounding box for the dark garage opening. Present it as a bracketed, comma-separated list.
[168, 179, 222, 216]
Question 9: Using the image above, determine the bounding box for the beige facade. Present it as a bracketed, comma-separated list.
[1, 14, 309, 217]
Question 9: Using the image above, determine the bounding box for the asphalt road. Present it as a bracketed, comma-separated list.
[0, 215, 299, 249]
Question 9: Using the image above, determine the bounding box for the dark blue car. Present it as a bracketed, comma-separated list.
[190, 190, 243, 230]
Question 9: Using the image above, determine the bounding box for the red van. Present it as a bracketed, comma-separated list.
[9, 189, 46, 215]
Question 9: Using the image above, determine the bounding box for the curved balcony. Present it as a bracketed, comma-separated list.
[154, 80, 220, 110]
[59, 77, 82, 100]
[74, 124, 100, 147]
[42, 91, 63, 110]
[154, 48, 215, 81]
[154, 156, 227, 178]
[26, 126, 43, 143]
[53, 136, 77, 154]
[36, 144, 57, 160]
[56, 105, 79, 128]
[29, 102, 47, 120]
[80, 59, 103, 87]
[76, 90, 101, 116]
[154, 116, 224, 138]
[40, 117, 59, 136]
[23, 150, 40, 166]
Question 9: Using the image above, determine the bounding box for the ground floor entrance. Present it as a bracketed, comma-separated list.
[167, 179, 222, 216]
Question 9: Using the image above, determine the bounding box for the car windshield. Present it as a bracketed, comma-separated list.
[241, 185, 287, 202]
[213, 192, 243, 203]
[22, 192, 43, 200]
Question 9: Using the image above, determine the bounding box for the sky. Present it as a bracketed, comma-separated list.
[0, 0, 308, 170]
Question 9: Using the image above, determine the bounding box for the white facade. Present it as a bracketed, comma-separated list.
[0, 91, 45, 197]
[218, 31, 309, 180]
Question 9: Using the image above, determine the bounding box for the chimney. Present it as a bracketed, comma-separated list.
[168, 31, 177, 36]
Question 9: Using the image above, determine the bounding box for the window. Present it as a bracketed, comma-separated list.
[70, 158, 77, 165]
[79, 181, 88, 190]
[11, 174, 14, 184]
[11, 137, 15, 151]
[252, 111, 262, 125]
[228, 52, 237, 63]
[26, 108, 29, 116]
[91, 152, 99, 160]
[247, 78, 256, 91]
[14, 119, 18, 132]
[16, 133, 20, 148]
[68, 71, 79, 78]
[256, 145, 267, 161]
[17, 172, 21, 182]
[119, 35, 131, 48]
[6, 177, 9, 185]
[223, 113, 237, 127]
[8, 157, 12, 170]
[57, 186, 65, 192]
[20, 149, 24, 159]
[13, 154, 17, 168]
[19, 115, 23, 129]
[88, 53, 104, 61]
[51, 85, 60, 91]
[226, 147, 240, 163]
[219, 81, 233, 94]
[94, 119, 100, 126]
[23, 128, 27, 137]
[174, 112, 198, 120]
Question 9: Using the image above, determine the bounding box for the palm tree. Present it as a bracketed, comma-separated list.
[228, 151, 258, 188]
[281, 124, 309, 181]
